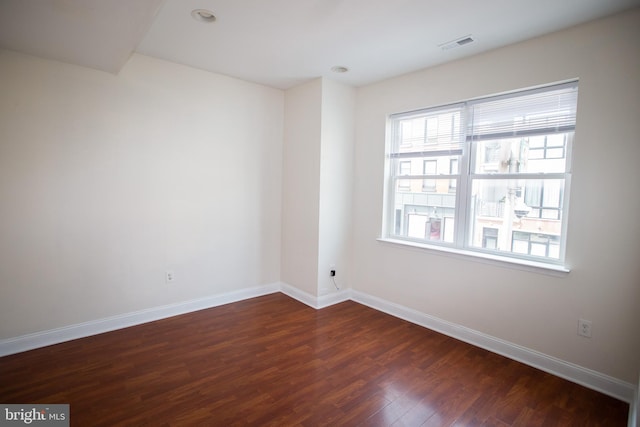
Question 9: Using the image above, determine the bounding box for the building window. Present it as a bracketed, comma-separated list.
[384, 81, 578, 266]
[512, 232, 560, 259]
[524, 180, 563, 220]
[449, 158, 458, 191]
[529, 134, 566, 159]
[422, 160, 437, 192]
[398, 161, 411, 191]
[482, 227, 499, 250]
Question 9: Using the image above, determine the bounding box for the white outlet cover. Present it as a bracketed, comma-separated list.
[578, 319, 592, 338]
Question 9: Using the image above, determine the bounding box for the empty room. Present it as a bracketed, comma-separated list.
[1, 1, 639, 425]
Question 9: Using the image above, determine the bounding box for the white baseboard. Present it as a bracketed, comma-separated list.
[1, 282, 635, 408]
[0, 283, 280, 357]
[350, 289, 635, 404]
[279, 282, 351, 309]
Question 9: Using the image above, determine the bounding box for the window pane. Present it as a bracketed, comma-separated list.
[399, 161, 411, 175]
[398, 179, 411, 191]
[529, 150, 544, 160]
[394, 156, 461, 194]
[423, 160, 437, 191]
[398, 161, 411, 190]
[542, 184, 560, 207]
[541, 209, 559, 220]
[449, 159, 459, 190]
[512, 240, 529, 254]
[423, 160, 437, 174]
[525, 179, 564, 220]
[426, 117, 438, 143]
[474, 134, 570, 174]
[547, 134, 565, 147]
[469, 179, 563, 260]
[443, 217, 455, 242]
[482, 227, 499, 249]
[546, 148, 565, 158]
[393, 107, 465, 155]
[529, 136, 545, 148]
[530, 243, 547, 257]
[392, 179, 456, 243]
[524, 181, 542, 207]
[549, 243, 560, 259]
[400, 118, 425, 147]
[407, 214, 428, 239]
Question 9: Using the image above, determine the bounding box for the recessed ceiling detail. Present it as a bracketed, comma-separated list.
[191, 9, 216, 23]
[331, 66, 349, 73]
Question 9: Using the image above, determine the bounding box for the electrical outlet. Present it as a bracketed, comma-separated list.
[166, 270, 175, 284]
[578, 319, 592, 338]
[329, 264, 336, 277]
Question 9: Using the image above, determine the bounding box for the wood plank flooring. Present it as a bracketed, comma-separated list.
[0, 293, 628, 426]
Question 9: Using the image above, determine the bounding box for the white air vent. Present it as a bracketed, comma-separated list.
[439, 35, 475, 51]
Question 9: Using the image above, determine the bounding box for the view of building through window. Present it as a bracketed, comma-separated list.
[386, 82, 578, 264]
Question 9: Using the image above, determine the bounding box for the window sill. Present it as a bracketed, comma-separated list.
[376, 238, 570, 276]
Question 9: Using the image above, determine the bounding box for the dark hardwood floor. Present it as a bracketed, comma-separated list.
[0, 293, 628, 426]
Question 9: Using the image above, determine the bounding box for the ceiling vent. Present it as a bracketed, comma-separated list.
[439, 35, 475, 51]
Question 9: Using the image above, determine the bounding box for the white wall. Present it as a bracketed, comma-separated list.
[0, 50, 284, 339]
[281, 79, 322, 296]
[352, 9, 640, 383]
[318, 79, 355, 295]
[282, 78, 355, 297]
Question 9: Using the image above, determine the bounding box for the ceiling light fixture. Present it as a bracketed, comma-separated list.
[331, 66, 349, 73]
[191, 9, 216, 23]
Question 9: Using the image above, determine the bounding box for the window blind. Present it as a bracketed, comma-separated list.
[469, 82, 578, 141]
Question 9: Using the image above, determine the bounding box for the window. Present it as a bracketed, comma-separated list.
[524, 180, 563, 220]
[482, 227, 499, 250]
[422, 160, 437, 191]
[398, 161, 411, 191]
[449, 158, 458, 191]
[512, 232, 560, 259]
[384, 81, 578, 267]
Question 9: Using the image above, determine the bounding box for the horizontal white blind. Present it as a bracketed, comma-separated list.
[469, 83, 578, 141]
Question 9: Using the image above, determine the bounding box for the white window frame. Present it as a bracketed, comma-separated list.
[381, 81, 578, 272]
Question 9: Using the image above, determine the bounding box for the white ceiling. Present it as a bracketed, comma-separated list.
[0, 0, 164, 74]
[1, 0, 639, 89]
